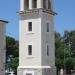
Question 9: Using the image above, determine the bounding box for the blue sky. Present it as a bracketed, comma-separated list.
[0, 0, 75, 40]
[54, 0, 75, 35]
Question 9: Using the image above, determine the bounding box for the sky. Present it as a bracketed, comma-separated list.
[0, 0, 75, 40]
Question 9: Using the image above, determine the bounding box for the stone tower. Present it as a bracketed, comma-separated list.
[0, 20, 8, 75]
[17, 0, 56, 75]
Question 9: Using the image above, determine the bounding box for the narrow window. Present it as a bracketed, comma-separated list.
[28, 45, 32, 55]
[28, 22, 32, 31]
[43, 0, 46, 8]
[47, 45, 49, 56]
[47, 23, 49, 32]
[24, 0, 29, 9]
[26, 73, 32, 75]
[33, 0, 37, 8]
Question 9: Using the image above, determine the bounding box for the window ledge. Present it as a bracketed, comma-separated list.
[26, 56, 34, 59]
[46, 32, 50, 34]
[26, 32, 34, 35]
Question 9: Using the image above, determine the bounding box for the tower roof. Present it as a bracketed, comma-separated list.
[0, 20, 8, 23]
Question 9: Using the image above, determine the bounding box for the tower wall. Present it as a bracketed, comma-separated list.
[0, 21, 8, 75]
[19, 14, 42, 66]
[41, 12, 55, 67]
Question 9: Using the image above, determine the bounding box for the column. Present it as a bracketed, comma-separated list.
[29, 0, 32, 9]
[20, 0, 24, 11]
[37, 0, 42, 8]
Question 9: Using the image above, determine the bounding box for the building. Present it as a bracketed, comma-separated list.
[0, 20, 8, 75]
[17, 0, 56, 75]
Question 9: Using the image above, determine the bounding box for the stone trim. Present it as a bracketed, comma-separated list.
[18, 66, 51, 69]
[17, 8, 57, 15]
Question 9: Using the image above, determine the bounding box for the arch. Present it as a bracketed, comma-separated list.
[24, 0, 29, 10]
[43, 0, 52, 10]
[43, 0, 46, 8]
[32, 0, 37, 8]
[48, 0, 51, 10]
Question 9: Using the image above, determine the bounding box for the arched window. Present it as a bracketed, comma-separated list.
[43, 0, 46, 8]
[43, 0, 51, 10]
[32, 0, 37, 8]
[48, 0, 51, 10]
[24, 0, 29, 10]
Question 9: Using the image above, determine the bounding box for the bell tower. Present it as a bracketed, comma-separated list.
[18, 0, 56, 75]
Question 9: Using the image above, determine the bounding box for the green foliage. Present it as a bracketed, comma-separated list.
[6, 36, 19, 57]
[6, 36, 19, 73]
[9, 57, 19, 73]
[55, 30, 75, 74]
[64, 31, 75, 56]
[55, 32, 65, 69]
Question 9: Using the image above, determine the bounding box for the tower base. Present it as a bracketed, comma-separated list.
[17, 66, 56, 75]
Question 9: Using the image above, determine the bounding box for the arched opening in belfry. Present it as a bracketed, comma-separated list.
[43, 0, 52, 10]
[32, 0, 37, 8]
[48, 0, 51, 9]
[24, 0, 29, 10]
[43, 0, 46, 9]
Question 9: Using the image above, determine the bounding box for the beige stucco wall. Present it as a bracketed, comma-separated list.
[0, 23, 6, 50]
[41, 12, 55, 67]
[19, 13, 42, 66]
[0, 22, 6, 75]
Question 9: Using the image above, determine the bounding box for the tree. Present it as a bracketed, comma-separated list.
[64, 57, 74, 74]
[9, 57, 19, 74]
[6, 36, 19, 73]
[55, 31, 75, 75]
[64, 31, 75, 57]
[63, 31, 75, 74]
[55, 32, 66, 74]
[6, 36, 19, 57]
